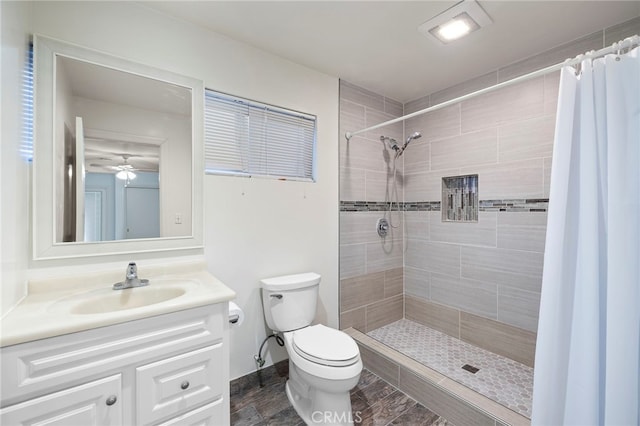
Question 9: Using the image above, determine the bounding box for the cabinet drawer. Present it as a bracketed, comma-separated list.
[157, 399, 224, 426]
[0, 374, 122, 426]
[137, 344, 222, 425]
[1, 305, 222, 405]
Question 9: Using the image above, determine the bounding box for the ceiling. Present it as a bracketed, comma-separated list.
[145, 1, 640, 103]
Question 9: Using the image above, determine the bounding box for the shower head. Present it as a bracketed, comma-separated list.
[380, 135, 399, 152]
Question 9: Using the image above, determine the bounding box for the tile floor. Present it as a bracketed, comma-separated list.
[230, 359, 450, 425]
[368, 319, 534, 418]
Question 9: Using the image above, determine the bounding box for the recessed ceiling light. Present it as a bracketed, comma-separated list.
[419, 0, 492, 44]
[438, 19, 471, 41]
[431, 13, 480, 42]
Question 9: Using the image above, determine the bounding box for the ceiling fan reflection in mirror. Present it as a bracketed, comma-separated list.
[89, 153, 158, 183]
[113, 155, 137, 181]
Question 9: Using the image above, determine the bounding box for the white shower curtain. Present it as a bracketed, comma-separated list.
[532, 46, 640, 425]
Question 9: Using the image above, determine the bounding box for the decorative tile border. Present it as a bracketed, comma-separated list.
[340, 199, 548, 212]
[479, 199, 548, 212]
[403, 202, 442, 212]
[339, 201, 404, 212]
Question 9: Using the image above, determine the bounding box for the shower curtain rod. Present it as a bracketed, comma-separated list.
[344, 34, 639, 141]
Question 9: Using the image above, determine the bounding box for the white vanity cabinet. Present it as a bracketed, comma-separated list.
[0, 375, 123, 426]
[0, 304, 229, 426]
[136, 345, 224, 425]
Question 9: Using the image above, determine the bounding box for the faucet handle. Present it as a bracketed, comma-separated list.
[126, 262, 138, 279]
[113, 261, 148, 290]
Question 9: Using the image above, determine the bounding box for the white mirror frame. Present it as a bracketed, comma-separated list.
[33, 35, 204, 260]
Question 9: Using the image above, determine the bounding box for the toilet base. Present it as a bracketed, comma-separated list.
[286, 380, 313, 424]
[285, 360, 358, 425]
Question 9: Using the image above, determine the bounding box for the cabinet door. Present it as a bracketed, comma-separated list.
[137, 344, 223, 425]
[0, 374, 122, 426]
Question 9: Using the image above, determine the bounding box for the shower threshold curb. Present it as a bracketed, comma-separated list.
[345, 327, 530, 426]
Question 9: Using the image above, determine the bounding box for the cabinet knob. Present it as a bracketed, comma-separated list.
[106, 395, 117, 406]
[181, 381, 190, 390]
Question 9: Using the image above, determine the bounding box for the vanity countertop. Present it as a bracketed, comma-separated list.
[0, 260, 236, 347]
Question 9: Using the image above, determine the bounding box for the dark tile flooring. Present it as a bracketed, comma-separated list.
[230, 360, 449, 425]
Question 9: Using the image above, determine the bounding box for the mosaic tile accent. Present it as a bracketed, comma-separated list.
[368, 319, 533, 418]
[442, 174, 478, 222]
[340, 199, 548, 212]
[340, 201, 403, 212]
[479, 199, 549, 212]
[403, 201, 441, 212]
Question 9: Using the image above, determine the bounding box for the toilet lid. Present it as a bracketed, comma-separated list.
[292, 325, 359, 367]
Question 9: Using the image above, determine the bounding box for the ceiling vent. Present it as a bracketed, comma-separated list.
[418, 0, 492, 44]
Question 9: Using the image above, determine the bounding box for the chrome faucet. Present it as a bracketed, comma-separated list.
[113, 262, 149, 290]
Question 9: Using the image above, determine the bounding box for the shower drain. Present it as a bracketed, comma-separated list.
[462, 364, 480, 374]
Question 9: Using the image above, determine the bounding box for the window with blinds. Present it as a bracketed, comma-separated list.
[204, 89, 317, 181]
[22, 43, 34, 161]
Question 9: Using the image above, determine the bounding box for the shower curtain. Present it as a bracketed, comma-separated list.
[531, 45, 639, 425]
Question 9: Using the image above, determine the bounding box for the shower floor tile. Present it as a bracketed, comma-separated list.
[367, 319, 533, 418]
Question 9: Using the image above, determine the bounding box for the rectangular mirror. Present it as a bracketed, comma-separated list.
[34, 35, 204, 260]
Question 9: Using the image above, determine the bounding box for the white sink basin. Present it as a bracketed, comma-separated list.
[71, 287, 186, 314]
[49, 280, 198, 315]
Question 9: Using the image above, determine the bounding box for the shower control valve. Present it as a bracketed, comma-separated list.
[376, 218, 389, 238]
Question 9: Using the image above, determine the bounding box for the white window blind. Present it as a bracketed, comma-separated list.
[204, 90, 316, 181]
[22, 43, 34, 161]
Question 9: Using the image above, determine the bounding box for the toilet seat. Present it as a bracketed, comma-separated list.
[292, 324, 359, 367]
[283, 329, 362, 381]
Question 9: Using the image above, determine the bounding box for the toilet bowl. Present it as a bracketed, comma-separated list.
[284, 325, 362, 425]
[260, 273, 362, 425]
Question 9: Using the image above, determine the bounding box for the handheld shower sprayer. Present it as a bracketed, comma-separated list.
[406, 131, 422, 145]
[396, 132, 422, 157]
[380, 132, 422, 158]
[375, 131, 422, 239]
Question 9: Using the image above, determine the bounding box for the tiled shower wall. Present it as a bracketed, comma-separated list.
[339, 16, 640, 358]
[339, 81, 405, 332]
[401, 75, 555, 336]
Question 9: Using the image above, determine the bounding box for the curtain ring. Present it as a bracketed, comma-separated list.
[574, 54, 585, 76]
[614, 42, 622, 61]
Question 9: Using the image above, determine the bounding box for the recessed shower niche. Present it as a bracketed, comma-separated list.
[442, 174, 478, 222]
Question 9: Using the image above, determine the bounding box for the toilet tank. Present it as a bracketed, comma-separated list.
[260, 272, 320, 332]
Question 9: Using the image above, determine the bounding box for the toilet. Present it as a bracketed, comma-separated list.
[260, 272, 362, 426]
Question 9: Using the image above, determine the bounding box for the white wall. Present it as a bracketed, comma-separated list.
[27, 1, 339, 380]
[1, 1, 32, 316]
